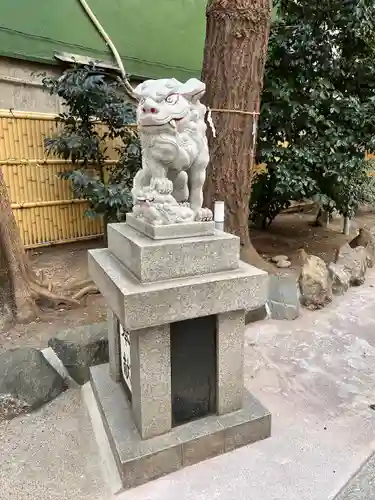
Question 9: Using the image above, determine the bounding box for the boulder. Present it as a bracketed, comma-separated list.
[335, 243, 367, 286]
[48, 322, 108, 385]
[298, 251, 332, 310]
[328, 262, 350, 295]
[0, 348, 66, 420]
[350, 228, 375, 268]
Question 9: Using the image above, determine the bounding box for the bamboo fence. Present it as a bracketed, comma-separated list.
[2, 109, 375, 247]
[0, 109, 117, 248]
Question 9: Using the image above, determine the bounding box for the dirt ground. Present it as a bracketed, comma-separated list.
[1, 240, 107, 352]
[252, 205, 375, 271]
[2, 207, 375, 352]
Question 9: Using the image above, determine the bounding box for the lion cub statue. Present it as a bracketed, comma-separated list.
[131, 77, 213, 224]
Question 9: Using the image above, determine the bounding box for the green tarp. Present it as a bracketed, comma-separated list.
[0, 0, 207, 80]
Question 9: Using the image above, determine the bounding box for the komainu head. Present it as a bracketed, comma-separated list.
[133, 78, 206, 131]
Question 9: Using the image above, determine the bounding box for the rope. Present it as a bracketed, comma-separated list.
[210, 108, 260, 116]
[207, 107, 261, 140]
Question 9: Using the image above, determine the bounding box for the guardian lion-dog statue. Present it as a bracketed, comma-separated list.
[131, 78, 213, 225]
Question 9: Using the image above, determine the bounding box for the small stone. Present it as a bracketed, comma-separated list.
[352, 227, 375, 268]
[48, 322, 108, 385]
[245, 305, 268, 324]
[268, 275, 300, 320]
[298, 252, 332, 310]
[0, 348, 66, 420]
[0, 395, 30, 419]
[268, 301, 299, 320]
[271, 255, 288, 263]
[276, 259, 291, 269]
[335, 243, 367, 286]
[328, 262, 350, 295]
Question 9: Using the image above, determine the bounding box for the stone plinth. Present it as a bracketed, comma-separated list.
[126, 213, 215, 240]
[107, 223, 240, 282]
[87, 221, 271, 490]
[90, 364, 271, 491]
[89, 249, 267, 331]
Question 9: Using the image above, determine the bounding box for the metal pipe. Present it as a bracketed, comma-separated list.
[0, 75, 44, 88]
[24, 233, 104, 250]
[343, 217, 351, 235]
[11, 199, 87, 209]
[0, 109, 58, 120]
[77, 0, 136, 100]
[0, 159, 117, 165]
[0, 109, 138, 128]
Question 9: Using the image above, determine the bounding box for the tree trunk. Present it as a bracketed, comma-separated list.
[0, 168, 37, 326]
[202, 0, 272, 271]
[0, 169, 85, 330]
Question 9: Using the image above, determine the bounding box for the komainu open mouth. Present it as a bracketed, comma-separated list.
[141, 116, 185, 128]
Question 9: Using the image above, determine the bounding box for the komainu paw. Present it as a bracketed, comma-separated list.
[150, 178, 173, 195]
[194, 208, 213, 222]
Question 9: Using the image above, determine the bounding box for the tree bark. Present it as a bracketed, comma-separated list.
[202, 0, 272, 271]
[0, 167, 37, 326]
[0, 168, 86, 330]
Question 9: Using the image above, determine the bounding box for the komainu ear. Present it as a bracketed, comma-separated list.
[178, 79, 206, 103]
[133, 81, 148, 99]
[133, 78, 181, 100]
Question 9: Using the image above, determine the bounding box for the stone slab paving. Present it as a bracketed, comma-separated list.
[0, 389, 109, 500]
[334, 453, 375, 500]
[2, 275, 375, 500]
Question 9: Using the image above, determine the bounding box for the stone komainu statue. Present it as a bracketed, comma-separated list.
[131, 78, 212, 224]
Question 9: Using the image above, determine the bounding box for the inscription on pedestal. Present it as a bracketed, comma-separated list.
[171, 315, 217, 426]
[120, 324, 132, 394]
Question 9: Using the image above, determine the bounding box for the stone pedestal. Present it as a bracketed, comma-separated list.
[87, 220, 271, 490]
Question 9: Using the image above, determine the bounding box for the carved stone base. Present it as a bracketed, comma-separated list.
[89, 363, 271, 491]
[107, 223, 240, 283]
[126, 213, 215, 240]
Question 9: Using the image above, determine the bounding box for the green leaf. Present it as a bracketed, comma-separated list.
[42, 65, 141, 222]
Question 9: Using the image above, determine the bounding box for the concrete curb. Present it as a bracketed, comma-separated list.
[82, 382, 123, 497]
[41, 347, 78, 389]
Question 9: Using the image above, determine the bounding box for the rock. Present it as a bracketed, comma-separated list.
[269, 302, 300, 320]
[48, 322, 108, 385]
[298, 252, 332, 310]
[271, 255, 288, 263]
[268, 275, 300, 320]
[350, 228, 375, 268]
[245, 305, 268, 324]
[0, 348, 66, 420]
[276, 259, 291, 269]
[328, 262, 350, 295]
[335, 243, 367, 286]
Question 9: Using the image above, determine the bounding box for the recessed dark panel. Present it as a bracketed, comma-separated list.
[170, 315, 217, 426]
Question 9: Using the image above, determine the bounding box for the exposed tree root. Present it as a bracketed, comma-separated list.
[3, 256, 100, 329]
[1, 164, 101, 329]
[63, 278, 94, 291]
[9, 258, 100, 326]
[71, 285, 100, 301]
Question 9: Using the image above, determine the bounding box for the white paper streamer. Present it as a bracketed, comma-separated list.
[206, 107, 217, 138]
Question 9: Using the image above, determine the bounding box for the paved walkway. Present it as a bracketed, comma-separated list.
[1, 275, 375, 500]
[0, 389, 109, 500]
[335, 453, 375, 499]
